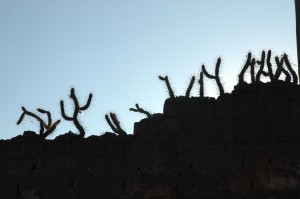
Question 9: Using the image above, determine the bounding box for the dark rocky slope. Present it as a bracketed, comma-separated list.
[1, 81, 300, 198]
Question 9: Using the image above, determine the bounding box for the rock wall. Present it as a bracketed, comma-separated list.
[0, 81, 300, 198]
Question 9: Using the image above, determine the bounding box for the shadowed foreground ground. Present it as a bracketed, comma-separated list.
[0, 81, 300, 198]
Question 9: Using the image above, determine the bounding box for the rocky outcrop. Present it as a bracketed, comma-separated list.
[0, 81, 300, 198]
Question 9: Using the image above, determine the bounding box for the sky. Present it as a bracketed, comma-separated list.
[0, 0, 297, 139]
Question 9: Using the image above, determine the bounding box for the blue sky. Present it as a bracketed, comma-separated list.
[0, 0, 297, 139]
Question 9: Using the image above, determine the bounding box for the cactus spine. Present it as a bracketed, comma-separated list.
[158, 75, 175, 98]
[202, 58, 224, 96]
[60, 88, 92, 138]
[105, 113, 127, 136]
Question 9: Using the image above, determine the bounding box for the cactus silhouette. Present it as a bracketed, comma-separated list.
[129, 104, 152, 118]
[17, 107, 60, 139]
[266, 50, 274, 81]
[60, 88, 92, 138]
[274, 56, 291, 82]
[199, 71, 204, 97]
[105, 113, 127, 136]
[283, 54, 298, 84]
[239, 52, 254, 83]
[256, 51, 266, 82]
[185, 76, 195, 98]
[158, 75, 175, 98]
[201, 58, 224, 96]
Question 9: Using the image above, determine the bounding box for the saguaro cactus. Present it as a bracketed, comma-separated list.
[105, 112, 127, 136]
[158, 75, 175, 98]
[256, 51, 266, 82]
[17, 107, 60, 139]
[129, 104, 152, 118]
[201, 58, 224, 96]
[60, 88, 92, 138]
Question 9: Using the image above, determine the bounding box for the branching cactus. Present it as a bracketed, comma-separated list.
[199, 71, 204, 97]
[17, 107, 60, 139]
[185, 76, 195, 98]
[274, 56, 291, 82]
[256, 51, 266, 82]
[129, 104, 152, 118]
[283, 54, 298, 84]
[239, 52, 253, 83]
[158, 75, 175, 98]
[201, 58, 224, 96]
[105, 112, 127, 136]
[60, 88, 92, 138]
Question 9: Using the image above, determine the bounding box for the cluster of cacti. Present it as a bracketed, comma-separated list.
[239, 50, 298, 84]
[16, 50, 298, 139]
[105, 113, 127, 135]
[60, 88, 93, 138]
[158, 58, 225, 98]
[17, 107, 60, 139]
[129, 104, 152, 118]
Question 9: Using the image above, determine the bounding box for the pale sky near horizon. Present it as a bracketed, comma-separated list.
[0, 0, 297, 139]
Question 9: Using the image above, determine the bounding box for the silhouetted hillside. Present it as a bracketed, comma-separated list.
[0, 80, 300, 198]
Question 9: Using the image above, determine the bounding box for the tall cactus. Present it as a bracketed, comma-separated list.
[266, 50, 274, 81]
[60, 88, 92, 138]
[201, 58, 224, 96]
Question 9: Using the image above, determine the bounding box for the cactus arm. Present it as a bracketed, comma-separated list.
[201, 65, 215, 79]
[214, 58, 224, 96]
[202, 58, 224, 96]
[80, 93, 93, 111]
[105, 114, 119, 133]
[158, 75, 175, 98]
[266, 50, 274, 80]
[284, 54, 298, 84]
[185, 76, 195, 97]
[239, 52, 252, 83]
[37, 108, 52, 129]
[60, 101, 73, 121]
[110, 113, 126, 135]
[105, 113, 127, 136]
[250, 58, 256, 82]
[275, 56, 291, 82]
[199, 71, 204, 97]
[129, 104, 152, 118]
[256, 51, 266, 82]
[17, 112, 26, 125]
